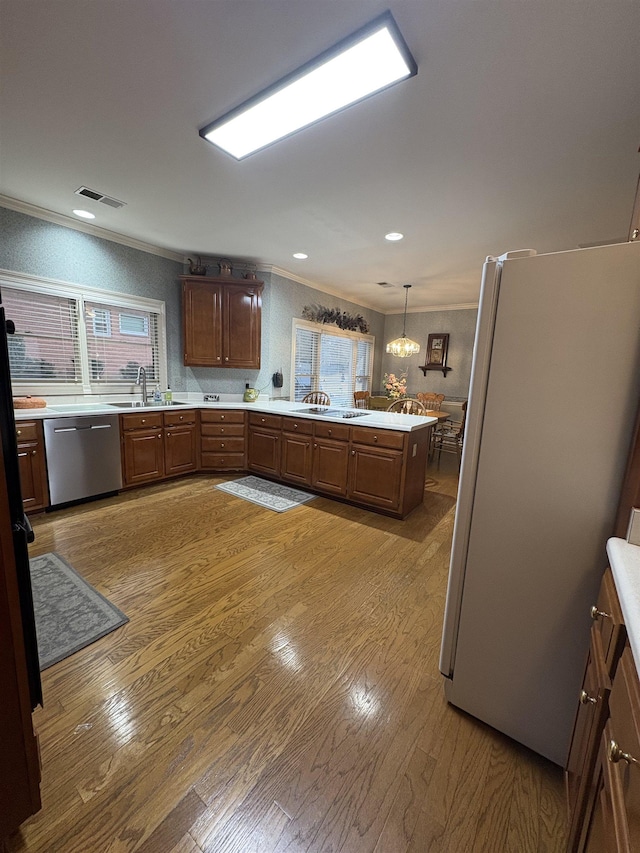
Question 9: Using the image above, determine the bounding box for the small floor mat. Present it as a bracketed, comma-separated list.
[215, 476, 316, 512]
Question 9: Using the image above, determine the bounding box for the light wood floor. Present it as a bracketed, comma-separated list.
[7, 460, 568, 853]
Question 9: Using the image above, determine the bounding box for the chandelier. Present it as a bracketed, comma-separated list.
[386, 284, 420, 357]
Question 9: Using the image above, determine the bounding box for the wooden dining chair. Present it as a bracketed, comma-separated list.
[368, 396, 390, 411]
[353, 391, 370, 409]
[302, 391, 331, 406]
[416, 392, 445, 411]
[386, 398, 427, 416]
[433, 401, 468, 466]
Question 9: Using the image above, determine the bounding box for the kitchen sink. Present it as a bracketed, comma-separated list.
[108, 401, 188, 408]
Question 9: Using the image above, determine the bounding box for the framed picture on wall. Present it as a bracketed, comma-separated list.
[420, 333, 452, 376]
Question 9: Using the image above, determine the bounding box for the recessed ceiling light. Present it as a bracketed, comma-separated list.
[200, 11, 417, 160]
[385, 232, 404, 241]
[73, 209, 96, 220]
[293, 253, 309, 260]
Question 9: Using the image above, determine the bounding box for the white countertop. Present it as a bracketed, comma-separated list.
[14, 398, 435, 432]
[606, 537, 640, 677]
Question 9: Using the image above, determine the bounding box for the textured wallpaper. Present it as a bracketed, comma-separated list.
[0, 206, 476, 400]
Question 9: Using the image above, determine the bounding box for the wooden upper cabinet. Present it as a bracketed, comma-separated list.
[181, 276, 263, 369]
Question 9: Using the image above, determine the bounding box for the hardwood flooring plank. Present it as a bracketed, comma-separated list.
[7, 464, 567, 853]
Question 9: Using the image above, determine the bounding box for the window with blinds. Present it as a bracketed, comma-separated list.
[293, 320, 374, 406]
[2, 276, 166, 395]
[4, 289, 82, 383]
[85, 300, 159, 383]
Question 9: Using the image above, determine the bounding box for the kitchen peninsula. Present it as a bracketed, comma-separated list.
[15, 400, 436, 520]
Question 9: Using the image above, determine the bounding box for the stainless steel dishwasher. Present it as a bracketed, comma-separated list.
[43, 415, 122, 506]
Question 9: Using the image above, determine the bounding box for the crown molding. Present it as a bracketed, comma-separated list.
[0, 194, 185, 263]
[386, 302, 479, 314]
[261, 264, 384, 313]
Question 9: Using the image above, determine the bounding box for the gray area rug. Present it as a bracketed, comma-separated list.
[29, 552, 129, 670]
[215, 475, 316, 512]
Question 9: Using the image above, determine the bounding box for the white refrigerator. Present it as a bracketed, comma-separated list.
[439, 240, 640, 767]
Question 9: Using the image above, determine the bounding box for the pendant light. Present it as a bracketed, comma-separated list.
[386, 284, 421, 357]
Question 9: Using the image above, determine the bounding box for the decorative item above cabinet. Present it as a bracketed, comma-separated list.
[181, 275, 264, 369]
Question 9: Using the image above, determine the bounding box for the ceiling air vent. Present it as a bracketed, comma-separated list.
[75, 186, 126, 209]
[377, 281, 394, 288]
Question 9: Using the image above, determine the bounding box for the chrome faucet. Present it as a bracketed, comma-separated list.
[135, 366, 148, 404]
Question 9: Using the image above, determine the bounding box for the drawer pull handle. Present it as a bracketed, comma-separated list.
[590, 605, 611, 621]
[579, 690, 597, 706]
[608, 740, 639, 765]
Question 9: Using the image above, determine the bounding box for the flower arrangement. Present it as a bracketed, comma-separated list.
[383, 372, 407, 399]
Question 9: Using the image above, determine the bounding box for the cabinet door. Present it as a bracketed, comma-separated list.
[281, 432, 313, 486]
[182, 280, 223, 366]
[223, 283, 262, 369]
[248, 428, 280, 477]
[566, 627, 611, 852]
[348, 444, 403, 511]
[311, 437, 349, 496]
[17, 441, 48, 512]
[122, 429, 164, 486]
[164, 424, 197, 476]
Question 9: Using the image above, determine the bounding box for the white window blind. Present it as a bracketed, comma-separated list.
[85, 300, 159, 384]
[293, 320, 374, 406]
[4, 289, 82, 383]
[1, 274, 166, 395]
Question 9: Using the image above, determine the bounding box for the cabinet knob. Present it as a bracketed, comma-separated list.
[220, 428, 224, 433]
[328, 429, 332, 435]
[261, 418, 266, 422]
[590, 605, 611, 621]
[217, 357, 221, 361]
[221, 415, 225, 419]
[294, 423, 298, 429]
[141, 419, 146, 424]
[632, 228, 639, 241]
[351, 450, 356, 456]
[179, 415, 183, 420]
[221, 443, 225, 448]
[579, 690, 597, 706]
[314, 444, 318, 448]
[167, 432, 171, 437]
[373, 435, 378, 442]
[158, 433, 162, 439]
[224, 357, 229, 362]
[608, 739, 639, 765]
[31, 449, 37, 456]
[16, 429, 21, 436]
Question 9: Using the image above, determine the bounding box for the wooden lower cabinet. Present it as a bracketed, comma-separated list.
[200, 409, 246, 471]
[566, 568, 639, 853]
[163, 409, 197, 477]
[582, 651, 640, 852]
[247, 413, 282, 478]
[281, 417, 314, 487]
[16, 420, 48, 512]
[122, 424, 165, 486]
[247, 414, 430, 518]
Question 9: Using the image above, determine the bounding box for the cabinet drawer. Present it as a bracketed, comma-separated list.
[163, 409, 197, 427]
[201, 436, 245, 453]
[201, 452, 245, 470]
[313, 421, 350, 442]
[249, 412, 282, 430]
[351, 426, 405, 450]
[121, 412, 163, 431]
[201, 423, 245, 437]
[282, 416, 314, 435]
[16, 421, 39, 442]
[200, 410, 245, 424]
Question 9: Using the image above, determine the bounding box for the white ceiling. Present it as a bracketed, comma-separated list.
[1, 0, 638, 313]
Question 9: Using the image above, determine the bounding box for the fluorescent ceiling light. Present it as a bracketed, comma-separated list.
[73, 209, 95, 219]
[200, 12, 416, 160]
